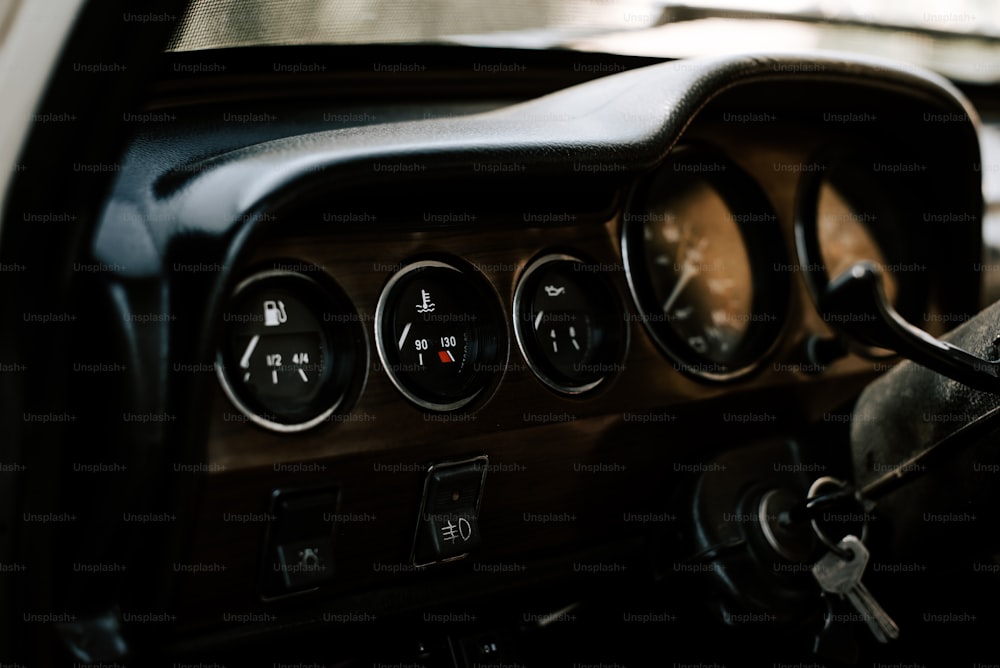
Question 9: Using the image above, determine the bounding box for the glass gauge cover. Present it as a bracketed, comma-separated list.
[217, 269, 365, 432]
[376, 260, 505, 411]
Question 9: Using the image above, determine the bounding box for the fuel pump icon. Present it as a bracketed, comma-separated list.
[263, 300, 287, 327]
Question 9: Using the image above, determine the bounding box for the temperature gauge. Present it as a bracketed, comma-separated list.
[216, 269, 365, 432]
[376, 260, 504, 411]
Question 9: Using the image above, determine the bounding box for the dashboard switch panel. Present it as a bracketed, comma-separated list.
[260, 486, 339, 599]
[412, 456, 489, 567]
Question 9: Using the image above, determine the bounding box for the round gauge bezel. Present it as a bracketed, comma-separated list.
[513, 253, 628, 395]
[375, 259, 507, 412]
[622, 146, 790, 382]
[216, 267, 368, 433]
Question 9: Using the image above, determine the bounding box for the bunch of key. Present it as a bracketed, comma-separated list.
[811, 535, 900, 643]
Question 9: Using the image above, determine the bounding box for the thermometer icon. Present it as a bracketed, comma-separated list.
[416, 289, 435, 313]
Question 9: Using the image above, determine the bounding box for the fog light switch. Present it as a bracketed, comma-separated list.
[411, 456, 488, 567]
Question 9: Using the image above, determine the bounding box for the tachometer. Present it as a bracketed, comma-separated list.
[794, 148, 927, 331]
[623, 148, 789, 380]
[816, 182, 898, 305]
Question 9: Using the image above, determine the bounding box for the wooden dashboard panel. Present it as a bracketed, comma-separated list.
[174, 130, 890, 630]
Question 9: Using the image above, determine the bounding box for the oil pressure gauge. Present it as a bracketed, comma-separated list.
[217, 268, 365, 432]
[376, 260, 505, 411]
[514, 254, 626, 394]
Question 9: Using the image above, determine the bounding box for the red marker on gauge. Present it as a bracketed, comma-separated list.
[438, 350, 455, 363]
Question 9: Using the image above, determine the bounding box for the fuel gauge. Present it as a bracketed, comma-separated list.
[217, 269, 365, 432]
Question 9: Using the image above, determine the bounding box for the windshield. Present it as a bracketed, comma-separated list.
[168, 0, 1000, 83]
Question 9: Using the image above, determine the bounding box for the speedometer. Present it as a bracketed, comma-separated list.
[623, 148, 789, 380]
[635, 180, 754, 362]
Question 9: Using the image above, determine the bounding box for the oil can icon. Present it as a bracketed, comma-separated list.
[263, 300, 287, 327]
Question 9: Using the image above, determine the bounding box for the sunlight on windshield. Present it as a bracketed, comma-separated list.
[168, 0, 663, 51]
[682, 0, 1000, 36]
[169, 0, 1000, 82]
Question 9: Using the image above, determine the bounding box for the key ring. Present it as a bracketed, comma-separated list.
[808, 476, 870, 560]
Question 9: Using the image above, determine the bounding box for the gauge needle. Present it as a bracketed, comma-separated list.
[398, 322, 412, 349]
[662, 262, 698, 314]
[239, 334, 260, 368]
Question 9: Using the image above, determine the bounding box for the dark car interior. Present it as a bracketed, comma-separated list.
[5, 1, 1000, 666]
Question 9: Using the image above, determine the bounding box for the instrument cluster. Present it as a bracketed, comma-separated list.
[215, 143, 920, 431]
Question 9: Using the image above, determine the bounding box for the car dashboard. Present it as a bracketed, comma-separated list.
[2, 43, 991, 666]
